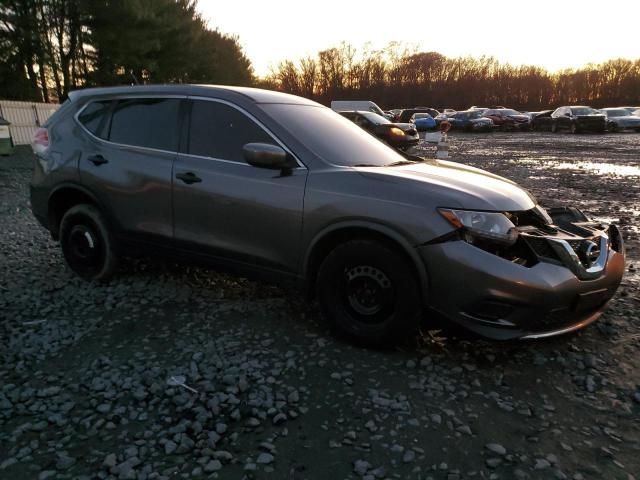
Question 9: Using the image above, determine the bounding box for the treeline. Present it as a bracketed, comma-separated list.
[0, 0, 253, 102]
[262, 43, 640, 110]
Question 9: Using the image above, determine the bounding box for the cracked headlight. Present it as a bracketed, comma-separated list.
[439, 209, 518, 246]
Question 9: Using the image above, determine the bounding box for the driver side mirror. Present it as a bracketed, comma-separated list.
[242, 143, 291, 170]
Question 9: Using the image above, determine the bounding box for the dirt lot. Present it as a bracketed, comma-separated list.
[1, 132, 639, 480]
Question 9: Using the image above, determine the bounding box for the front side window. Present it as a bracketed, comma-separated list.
[188, 100, 273, 163]
[108, 98, 181, 151]
[78, 101, 112, 138]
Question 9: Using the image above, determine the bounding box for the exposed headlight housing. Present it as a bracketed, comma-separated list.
[439, 208, 518, 246]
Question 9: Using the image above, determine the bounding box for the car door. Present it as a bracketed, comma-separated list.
[172, 98, 307, 275]
[77, 97, 182, 240]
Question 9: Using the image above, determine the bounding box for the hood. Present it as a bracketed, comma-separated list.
[357, 160, 536, 211]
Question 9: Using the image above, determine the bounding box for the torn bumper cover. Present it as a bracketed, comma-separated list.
[419, 208, 625, 340]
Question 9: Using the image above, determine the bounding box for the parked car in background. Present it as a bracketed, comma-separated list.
[448, 110, 494, 131]
[339, 110, 419, 150]
[600, 108, 640, 132]
[435, 110, 457, 126]
[397, 108, 440, 123]
[550, 106, 606, 133]
[331, 100, 386, 117]
[410, 112, 437, 131]
[530, 110, 554, 131]
[387, 109, 403, 121]
[633, 109, 640, 117]
[483, 108, 531, 130]
[30, 84, 625, 346]
[620, 107, 640, 114]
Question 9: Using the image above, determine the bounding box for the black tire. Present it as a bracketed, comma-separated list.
[59, 204, 117, 281]
[608, 122, 618, 133]
[316, 239, 422, 346]
[551, 121, 558, 133]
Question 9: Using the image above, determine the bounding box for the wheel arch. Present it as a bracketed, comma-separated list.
[304, 221, 429, 304]
[47, 183, 110, 240]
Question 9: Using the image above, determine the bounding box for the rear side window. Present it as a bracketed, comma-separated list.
[109, 98, 181, 151]
[78, 101, 112, 137]
[188, 100, 273, 163]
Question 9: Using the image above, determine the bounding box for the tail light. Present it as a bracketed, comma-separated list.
[32, 127, 49, 154]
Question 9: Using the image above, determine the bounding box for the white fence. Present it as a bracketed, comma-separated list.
[0, 100, 60, 145]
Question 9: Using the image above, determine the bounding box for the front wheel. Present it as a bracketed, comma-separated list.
[59, 204, 118, 281]
[316, 239, 422, 346]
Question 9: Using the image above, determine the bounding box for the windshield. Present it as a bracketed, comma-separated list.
[571, 107, 598, 115]
[261, 104, 408, 167]
[604, 109, 628, 117]
[358, 111, 391, 125]
[413, 113, 432, 119]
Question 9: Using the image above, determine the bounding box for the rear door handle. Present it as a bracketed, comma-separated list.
[88, 154, 108, 166]
[176, 172, 202, 184]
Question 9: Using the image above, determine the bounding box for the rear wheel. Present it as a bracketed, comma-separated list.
[316, 239, 422, 346]
[59, 204, 117, 281]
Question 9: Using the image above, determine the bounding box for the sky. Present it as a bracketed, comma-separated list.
[197, 0, 640, 78]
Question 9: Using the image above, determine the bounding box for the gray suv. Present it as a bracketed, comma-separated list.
[30, 85, 625, 345]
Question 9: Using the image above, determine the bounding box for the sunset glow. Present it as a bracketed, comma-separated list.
[198, 0, 640, 77]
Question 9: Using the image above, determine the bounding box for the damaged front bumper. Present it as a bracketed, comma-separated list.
[419, 208, 625, 340]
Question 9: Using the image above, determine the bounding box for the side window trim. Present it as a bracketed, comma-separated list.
[185, 96, 306, 169]
[74, 95, 188, 155]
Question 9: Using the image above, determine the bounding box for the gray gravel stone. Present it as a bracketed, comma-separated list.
[55, 453, 76, 470]
[534, 459, 551, 470]
[256, 452, 274, 464]
[164, 440, 177, 455]
[204, 459, 222, 472]
[485, 443, 507, 455]
[403, 450, 416, 463]
[354, 459, 371, 475]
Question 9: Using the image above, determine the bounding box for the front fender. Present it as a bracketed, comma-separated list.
[304, 219, 430, 305]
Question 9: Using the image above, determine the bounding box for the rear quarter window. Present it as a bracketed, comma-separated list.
[78, 101, 112, 137]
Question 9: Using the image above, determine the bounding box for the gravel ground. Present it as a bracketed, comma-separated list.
[1, 133, 639, 480]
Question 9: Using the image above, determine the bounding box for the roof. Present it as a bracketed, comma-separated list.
[68, 84, 320, 106]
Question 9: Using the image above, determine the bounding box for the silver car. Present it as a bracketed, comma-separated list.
[600, 107, 640, 132]
[30, 85, 625, 345]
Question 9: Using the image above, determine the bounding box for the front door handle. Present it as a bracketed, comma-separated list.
[176, 172, 202, 184]
[88, 154, 108, 166]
